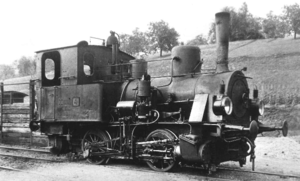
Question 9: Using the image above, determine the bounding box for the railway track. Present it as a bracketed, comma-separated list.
[1, 145, 300, 180]
[0, 146, 231, 181]
[218, 166, 300, 179]
[0, 165, 70, 181]
[0, 145, 65, 163]
[0, 153, 64, 162]
[0, 145, 50, 153]
[0, 163, 233, 181]
[181, 164, 300, 180]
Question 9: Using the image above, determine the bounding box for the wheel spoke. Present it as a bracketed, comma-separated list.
[94, 136, 99, 142]
[89, 134, 94, 142]
[145, 129, 177, 172]
[82, 130, 110, 165]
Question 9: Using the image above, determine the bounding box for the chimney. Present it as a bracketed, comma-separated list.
[215, 12, 230, 73]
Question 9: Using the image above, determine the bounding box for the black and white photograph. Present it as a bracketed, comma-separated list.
[0, 0, 300, 180]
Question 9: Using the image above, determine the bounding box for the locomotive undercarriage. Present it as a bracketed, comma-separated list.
[42, 116, 256, 173]
[82, 124, 254, 172]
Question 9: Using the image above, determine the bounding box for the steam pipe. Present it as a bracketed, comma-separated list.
[114, 32, 120, 65]
[215, 12, 230, 73]
[107, 31, 119, 74]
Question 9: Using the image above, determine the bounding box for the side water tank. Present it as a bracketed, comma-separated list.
[130, 59, 147, 79]
[172, 46, 201, 76]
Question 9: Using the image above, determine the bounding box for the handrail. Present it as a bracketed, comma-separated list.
[58, 76, 77, 79]
[2, 82, 30, 86]
[0, 82, 4, 142]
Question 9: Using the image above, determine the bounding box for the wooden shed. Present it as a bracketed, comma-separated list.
[0, 76, 48, 147]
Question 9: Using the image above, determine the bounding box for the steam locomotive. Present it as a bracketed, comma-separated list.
[30, 12, 288, 173]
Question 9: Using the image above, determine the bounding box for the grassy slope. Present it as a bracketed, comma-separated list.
[203, 38, 300, 82]
[202, 38, 300, 103]
[147, 37, 300, 130]
[148, 37, 300, 103]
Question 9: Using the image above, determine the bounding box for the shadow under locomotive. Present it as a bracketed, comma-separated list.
[29, 12, 288, 173]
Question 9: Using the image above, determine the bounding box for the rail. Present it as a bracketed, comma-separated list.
[0, 82, 3, 142]
[0, 153, 63, 162]
[0, 145, 50, 153]
[218, 166, 300, 179]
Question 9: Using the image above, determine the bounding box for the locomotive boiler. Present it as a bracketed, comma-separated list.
[30, 12, 288, 173]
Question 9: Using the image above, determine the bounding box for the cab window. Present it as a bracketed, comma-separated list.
[83, 53, 94, 76]
[41, 51, 61, 86]
[45, 58, 55, 80]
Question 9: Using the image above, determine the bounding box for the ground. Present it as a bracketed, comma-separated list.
[1, 135, 300, 181]
[225, 135, 300, 176]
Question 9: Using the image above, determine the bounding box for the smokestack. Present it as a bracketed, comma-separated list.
[215, 12, 230, 73]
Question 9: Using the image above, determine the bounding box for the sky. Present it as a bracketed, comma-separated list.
[0, 0, 298, 65]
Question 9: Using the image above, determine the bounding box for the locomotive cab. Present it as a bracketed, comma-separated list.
[34, 37, 135, 153]
[35, 41, 134, 121]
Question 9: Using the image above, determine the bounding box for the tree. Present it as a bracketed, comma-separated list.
[276, 16, 289, 37]
[221, 6, 241, 40]
[147, 20, 179, 57]
[187, 34, 208, 45]
[262, 11, 287, 38]
[0, 64, 15, 80]
[246, 16, 264, 39]
[16, 56, 36, 76]
[262, 12, 277, 38]
[119, 28, 149, 56]
[207, 22, 216, 43]
[236, 2, 249, 39]
[119, 33, 131, 53]
[282, 3, 300, 39]
[214, 3, 263, 41]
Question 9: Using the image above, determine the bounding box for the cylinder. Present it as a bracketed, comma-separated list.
[130, 59, 147, 79]
[215, 12, 230, 73]
[171, 46, 201, 76]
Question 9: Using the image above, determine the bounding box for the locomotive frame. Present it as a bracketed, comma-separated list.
[26, 12, 288, 173]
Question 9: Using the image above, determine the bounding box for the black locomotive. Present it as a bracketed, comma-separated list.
[30, 12, 288, 173]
